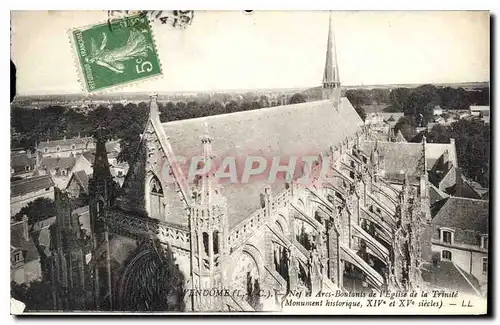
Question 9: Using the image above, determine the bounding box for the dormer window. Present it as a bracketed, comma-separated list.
[56, 146, 61, 151]
[481, 234, 488, 250]
[44, 148, 48, 153]
[71, 144, 76, 149]
[440, 228, 454, 245]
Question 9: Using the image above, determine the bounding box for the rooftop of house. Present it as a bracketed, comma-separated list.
[11, 221, 40, 264]
[432, 197, 489, 234]
[39, 156, 76, 171]
[67, 170, 90, 194]
[359, 141, 424, 182]
[37, 136, 94, 150]
[359, 140, 457, 182]
[148, 97, 364, 228]
[11, 175, 54, 197]
[422, 257, 481, 296]
[429, 183, 449, 206]
[470, 106, 490, 111]
[11, 152, 37, 171]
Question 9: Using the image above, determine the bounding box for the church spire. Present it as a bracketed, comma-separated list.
[322, 12, 341, 107]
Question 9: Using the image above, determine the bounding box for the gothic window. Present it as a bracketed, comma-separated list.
[202, 232, 210, 256]
[149, 175, 164, 219]
[482, 257, 488, 274]
[441, 250, 452, 261]
[213, 231, 219, 255]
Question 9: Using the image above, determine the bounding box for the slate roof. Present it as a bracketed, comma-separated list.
[39, 157, 76, 171]
[11, 221, 39, 263]
[37, 137, 93, 150]
[11, 152, 36, 173]
[162, 98, 363, 228]
[68, 170, 90, 194]
[422, 258, 481, 295]
[359, 140, 458, 182]
[11, 175, 54, 197]
[359, 141, 424, 182]
[429, 183, 449, 206]
[82, 151, 96, 164]
[432, 197, 489, 246]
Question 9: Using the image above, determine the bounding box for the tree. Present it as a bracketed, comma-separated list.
[14, 197, 56, 225]
[427, 119, 490, 187]
[394, 117, 417, 142]
[11, 280, 55, 311]
[225, 100, 239, 113]
[289, 93, 306, 104]
[354, 105, 367, 121]
[388, 87, 411, 112]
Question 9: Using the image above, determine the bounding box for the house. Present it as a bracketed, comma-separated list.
[11, 151, 37, 179]
[36, 136, 95, 159]
[66, 170, 89, 199]
[470, 105, 490, 117]
[431, 197, 489, 295]
[429, 162, 486, 200]
[36, 156, 76, 189]
[10, 175, 55, 216]
[10, 217, 43, 284]
[433, 105, 443, 116]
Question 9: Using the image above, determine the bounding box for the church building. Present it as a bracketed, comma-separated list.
[52, 15, 442, 312]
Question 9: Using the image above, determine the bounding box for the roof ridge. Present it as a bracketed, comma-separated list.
[447, 196, 489, 203]
[161, 99, 337, 127]
[11, 174, 51, 184]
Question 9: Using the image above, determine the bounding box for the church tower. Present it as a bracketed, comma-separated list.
[322, 12, 341, 108]
[189, 125, 229, 311]
[49, 188, 88, 310]
[88, 132, 115, 310]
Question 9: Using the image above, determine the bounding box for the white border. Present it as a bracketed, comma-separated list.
[2, 2, 497, 324]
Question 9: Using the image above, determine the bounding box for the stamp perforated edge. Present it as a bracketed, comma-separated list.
[67, 13, 164, 96]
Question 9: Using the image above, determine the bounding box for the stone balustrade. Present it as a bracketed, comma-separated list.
[228, 188, 292, 249]
[105, 210, 191, 251]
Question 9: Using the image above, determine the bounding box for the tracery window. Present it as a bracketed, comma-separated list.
[149, 175, 164, 219]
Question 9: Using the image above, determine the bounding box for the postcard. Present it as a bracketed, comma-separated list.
[10, 10, 490, 315]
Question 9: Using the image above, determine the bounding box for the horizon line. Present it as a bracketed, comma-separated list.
[15, 80, 490, 98]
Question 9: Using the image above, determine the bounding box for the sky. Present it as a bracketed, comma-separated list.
[11, 10, 490, 95]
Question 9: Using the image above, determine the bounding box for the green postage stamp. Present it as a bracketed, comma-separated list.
[72, 14, 162, 93]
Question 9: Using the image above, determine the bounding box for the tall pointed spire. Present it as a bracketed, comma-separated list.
[322, 11, 341, 107]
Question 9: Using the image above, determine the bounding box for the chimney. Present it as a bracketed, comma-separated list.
[442, 149, 449, 165]
[455, 167, 463, 197]
[22, 215, 29, 240]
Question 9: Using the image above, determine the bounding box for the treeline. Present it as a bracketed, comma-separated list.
[345, 85, 489, 125]
[11, 93, 308, 163]
[427, 119, 490, 187]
